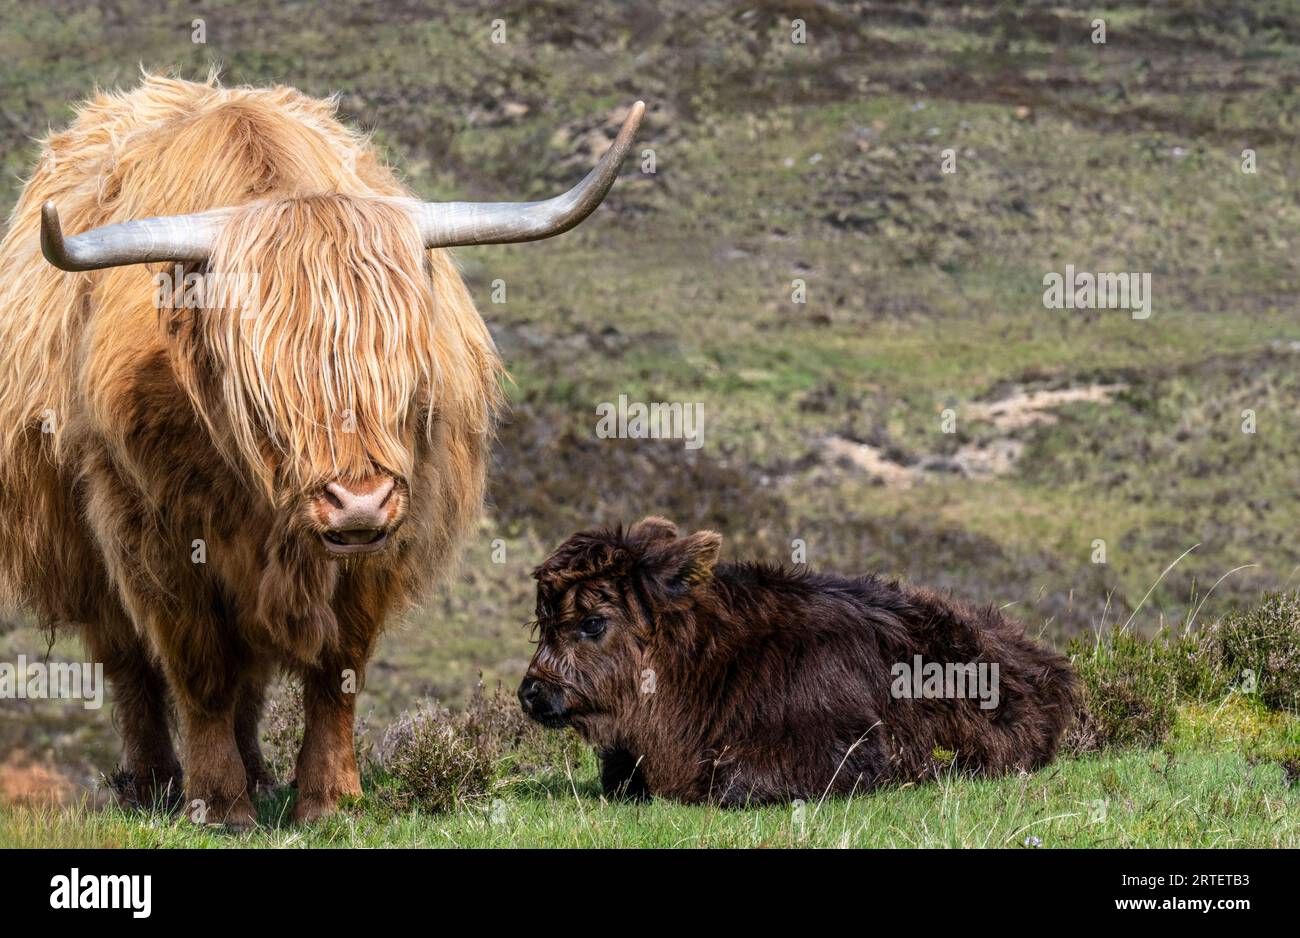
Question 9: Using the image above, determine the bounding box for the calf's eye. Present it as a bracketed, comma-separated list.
[578, 616, 607, 639]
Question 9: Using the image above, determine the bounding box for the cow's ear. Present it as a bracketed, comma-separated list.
[645, 529, 721, 595]
[628, 516, 678, 546]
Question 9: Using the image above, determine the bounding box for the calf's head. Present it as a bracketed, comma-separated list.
[519, 517, 722, 736]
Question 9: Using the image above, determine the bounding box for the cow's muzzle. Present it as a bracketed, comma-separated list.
[312, 475, 405, 556]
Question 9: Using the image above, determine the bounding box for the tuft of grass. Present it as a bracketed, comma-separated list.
[1172, 696, 1300, 775]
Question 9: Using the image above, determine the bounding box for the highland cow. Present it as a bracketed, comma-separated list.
[519, 517, 1077, 805]
[0, 75, 642, 826]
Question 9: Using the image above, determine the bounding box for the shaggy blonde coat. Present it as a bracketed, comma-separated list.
[0, 74, 503, 824]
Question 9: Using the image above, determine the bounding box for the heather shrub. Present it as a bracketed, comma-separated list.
[373, 701, 495, 815]
[1065, 593, 1300, 754]
[261, 679, 304, 783]
[1065, 629, 1179, 753]
[1201, 593, 1300, 713]
[459, 681, 585, 777]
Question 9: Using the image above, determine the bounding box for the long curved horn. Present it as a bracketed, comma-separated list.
[41, 201, 229, 272]
[402, 100, 645, 248]
[40, 100, 645, 270]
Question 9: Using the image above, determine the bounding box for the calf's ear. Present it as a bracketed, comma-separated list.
[645, 530, 722, 595]
[628, 516, 678, 546]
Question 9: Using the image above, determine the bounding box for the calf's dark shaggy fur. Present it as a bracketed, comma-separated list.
[519, 517, 1077, 806]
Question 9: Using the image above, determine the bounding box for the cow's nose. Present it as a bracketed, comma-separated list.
[315, 475, 398, 554]
[518, 677, 543, 714]
[323, 477, 394, 526]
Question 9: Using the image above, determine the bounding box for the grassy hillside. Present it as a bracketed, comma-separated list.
[1, 0, 1299, 843]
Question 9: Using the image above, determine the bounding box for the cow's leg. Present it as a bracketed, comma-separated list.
[598, 748, 649, 801]
[79, 435, 254, 828]
[234, 670, 274, 792]
[292, 597, 377, 823]
[83, 619, 182, 809]
[148, 615, 256, 830]
[292, 662, 362, 823]
[174, 699, 256, 830]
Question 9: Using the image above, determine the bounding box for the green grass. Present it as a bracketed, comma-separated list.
[3, 703, 1297, 848]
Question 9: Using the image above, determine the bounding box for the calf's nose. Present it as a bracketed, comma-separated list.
[518, 677, 542, 713]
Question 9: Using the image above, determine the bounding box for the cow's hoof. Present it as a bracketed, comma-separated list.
[107, 766, 185, 812]
[189, 793, 258, 831]
[221, 815, 257, 833]
[291, 794, 340, 824]
[215, 798, 258, 832]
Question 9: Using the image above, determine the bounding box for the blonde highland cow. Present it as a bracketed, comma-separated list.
[0, 74, 642, 826]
